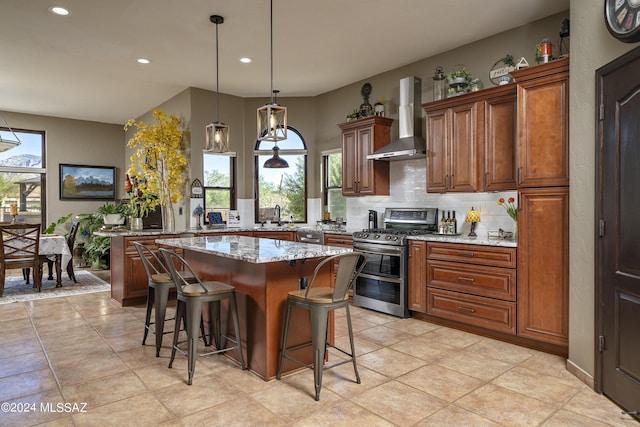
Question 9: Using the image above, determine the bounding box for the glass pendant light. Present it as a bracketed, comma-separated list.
[203, 14, 230, 153]
[0, 115, 21, 152]
[258, 0, 288, 169]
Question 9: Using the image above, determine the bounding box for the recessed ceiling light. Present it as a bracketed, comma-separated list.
[49, 6, 70, 16]
[137, 58, 151, 64]
[240, 57, 252, 64]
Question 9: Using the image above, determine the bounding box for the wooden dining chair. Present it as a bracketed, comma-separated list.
[38, 221, 80, 283]
[0, 223, 42, 297]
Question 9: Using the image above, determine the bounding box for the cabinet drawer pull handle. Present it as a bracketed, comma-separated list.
[457, 252, 474, 257]
[458, 306, 476, 313]
[457, 277, 475, 282]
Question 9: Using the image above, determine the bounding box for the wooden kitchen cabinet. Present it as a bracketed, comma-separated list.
[252, 230, 295, 241]
[408, 240, 427, 313]
[517, 187, 569, 346]
[426, 242, 517, 334]
[423, 84, 516, 193]
[338, 116, 393, 196]
[512, 57, 569, 188]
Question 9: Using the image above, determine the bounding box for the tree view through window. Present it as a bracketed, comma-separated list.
[255, 128, 307, 223]
[202, 154, 235, 223]
[323, 151, 345, 221]
[0, 129, 45, 225]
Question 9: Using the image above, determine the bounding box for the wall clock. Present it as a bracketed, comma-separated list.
[605, 0, 640, 43]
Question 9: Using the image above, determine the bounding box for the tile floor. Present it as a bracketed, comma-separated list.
[0, 289, 637, 426]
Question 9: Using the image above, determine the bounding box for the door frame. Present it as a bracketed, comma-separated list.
[594, 44, 640, 393]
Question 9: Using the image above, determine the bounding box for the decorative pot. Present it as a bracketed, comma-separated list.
[161, 200, 175, 232]
[103, 214, 124, 225]
[130, 217, 143, 231]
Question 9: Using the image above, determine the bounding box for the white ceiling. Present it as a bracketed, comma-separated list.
[1, 0, 569, 125]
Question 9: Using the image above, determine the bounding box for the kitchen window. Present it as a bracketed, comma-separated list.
[0, 128, 46, 225]
[322, 150, 346, 221]
[202, 153, 236, 223]
[254, 127, 307, 223]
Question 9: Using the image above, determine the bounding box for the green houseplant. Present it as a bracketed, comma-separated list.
[96, 203, 128, 225]
[77, 212, 109, 270]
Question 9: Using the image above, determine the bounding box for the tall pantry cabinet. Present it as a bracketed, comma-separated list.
[512, 57, 569, 348]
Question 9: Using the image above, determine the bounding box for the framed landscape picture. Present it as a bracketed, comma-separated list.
[59, 164, 116, 200]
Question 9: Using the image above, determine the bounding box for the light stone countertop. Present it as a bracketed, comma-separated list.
[95, 226, 357, 238]
[155, 235, 353, 264]
[408, 234, 517, 247]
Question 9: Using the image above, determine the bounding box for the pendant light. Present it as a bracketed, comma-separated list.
[0, 115, 21, 153]
[203, 14, 230, 153]
[258, 0, 289, 168]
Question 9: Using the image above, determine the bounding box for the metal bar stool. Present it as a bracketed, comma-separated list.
[160, 248, 246, 385]
[277, 253, 366, 400]
[134, 242, 203, 357]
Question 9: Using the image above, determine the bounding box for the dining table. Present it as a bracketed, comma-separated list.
[39, 234, 72, 287]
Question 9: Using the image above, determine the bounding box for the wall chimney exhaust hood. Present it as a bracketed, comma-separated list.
[367, 76, 426, 161]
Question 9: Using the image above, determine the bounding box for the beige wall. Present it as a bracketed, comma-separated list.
[1, 110, 124, 226]
[568, 1, 637, 378]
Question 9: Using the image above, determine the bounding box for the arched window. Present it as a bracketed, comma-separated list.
[254, 127, 307, 224]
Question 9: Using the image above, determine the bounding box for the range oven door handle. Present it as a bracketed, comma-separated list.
[357, 272, 403, 284]
[353, 242, 404, 255]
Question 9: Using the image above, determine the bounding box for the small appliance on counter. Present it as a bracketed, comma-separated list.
[368, 209, 378, 230]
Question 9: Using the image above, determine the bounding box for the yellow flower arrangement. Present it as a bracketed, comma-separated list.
[124, 109, 188, 208]
[498, 197, 518, 221]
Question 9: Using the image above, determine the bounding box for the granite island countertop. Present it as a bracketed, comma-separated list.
[95, 225, 357, 238]
[155, 235, 352, 264]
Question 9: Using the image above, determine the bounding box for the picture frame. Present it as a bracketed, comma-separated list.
[59, 163, 116, 200]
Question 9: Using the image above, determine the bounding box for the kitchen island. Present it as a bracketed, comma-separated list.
[155, 235, 352, 380]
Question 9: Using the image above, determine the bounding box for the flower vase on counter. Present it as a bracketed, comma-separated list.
[162, 200, 175, 232]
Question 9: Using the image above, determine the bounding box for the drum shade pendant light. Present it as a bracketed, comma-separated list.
[0, 115, 21, 152]
[204, 14, 230, 153]
[258, 0, 288, 168]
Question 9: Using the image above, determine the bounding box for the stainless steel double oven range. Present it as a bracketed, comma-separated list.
[352, 208, 438, 318]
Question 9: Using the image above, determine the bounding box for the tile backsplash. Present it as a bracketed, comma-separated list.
[345, 158, 518, 237]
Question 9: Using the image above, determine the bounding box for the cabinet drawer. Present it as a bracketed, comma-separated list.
[125, 237, 159, 253]
[427, 242, 516, 268]
[427, 288, 516, 334]
[427, 260, 516, 301]
[324, 234, 353, 247]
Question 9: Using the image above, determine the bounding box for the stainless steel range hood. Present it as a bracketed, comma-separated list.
[367, 76, 426, 161]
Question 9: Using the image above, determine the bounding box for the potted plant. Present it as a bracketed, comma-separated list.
[96, 203, 128, 226]
[76, 212, 109, 270]
[125, 109, 188, 231]
[124, 174, 158, 231]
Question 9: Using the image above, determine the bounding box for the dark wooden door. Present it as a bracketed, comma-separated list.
[596, 46, 640, 419]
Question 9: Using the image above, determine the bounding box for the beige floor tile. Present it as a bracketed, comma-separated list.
[334, 316, 378, 336]
[0, 316, 33, 332]
[333, 333, 383, 357]
[0, 388, 69, 427]
[0, 368, 58, 401]
[321, 362, 389, 398]
[178, 395, 285, 426]
[0, 303, 28, 322]
[117, 344, 170, 370]
[251, 371, 342, 422]
[562, 388, 638, 427]
[216, 365, 279, 394]
[465, 337, 538, 365]
[104, 331, 147, 353]
[0, 350, 49, 379]
[436, 349, 513, 382]
[61, 371, 148, 410]
[38, 325, 104, 351]
[0, 325, 38, 345]
[355, 325, 416, 346]
[492, 366, 583, 406]
[46, 338, 115, 368]
[519, 352, 577, 382]
[93, 319, 144, 338]
[384, 317, 442, 336]
[33, 416, 76, 427]
[32, 316, 91, 337]
[71, 392, 174, 427]
[357, 347, 428, 378]
[292, 399, 395, 427]
[416, 404, 503, 427]
[456, 383, 557, 426]
[541, 409, 618, 427]
[398, 364, 483, 402]
[154, 377, 242, 418]
[421, 326, 484, 348]
[352, 380, 447, 425]
[390, 334, 458, 363]
[351, 308, 397, 325]
[133, 362, 187, 390]
[0, 337, 43, 360]
[53, 352, 130, 387]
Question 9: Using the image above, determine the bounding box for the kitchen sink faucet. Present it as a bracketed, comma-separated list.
[274, 205, 282, 225]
